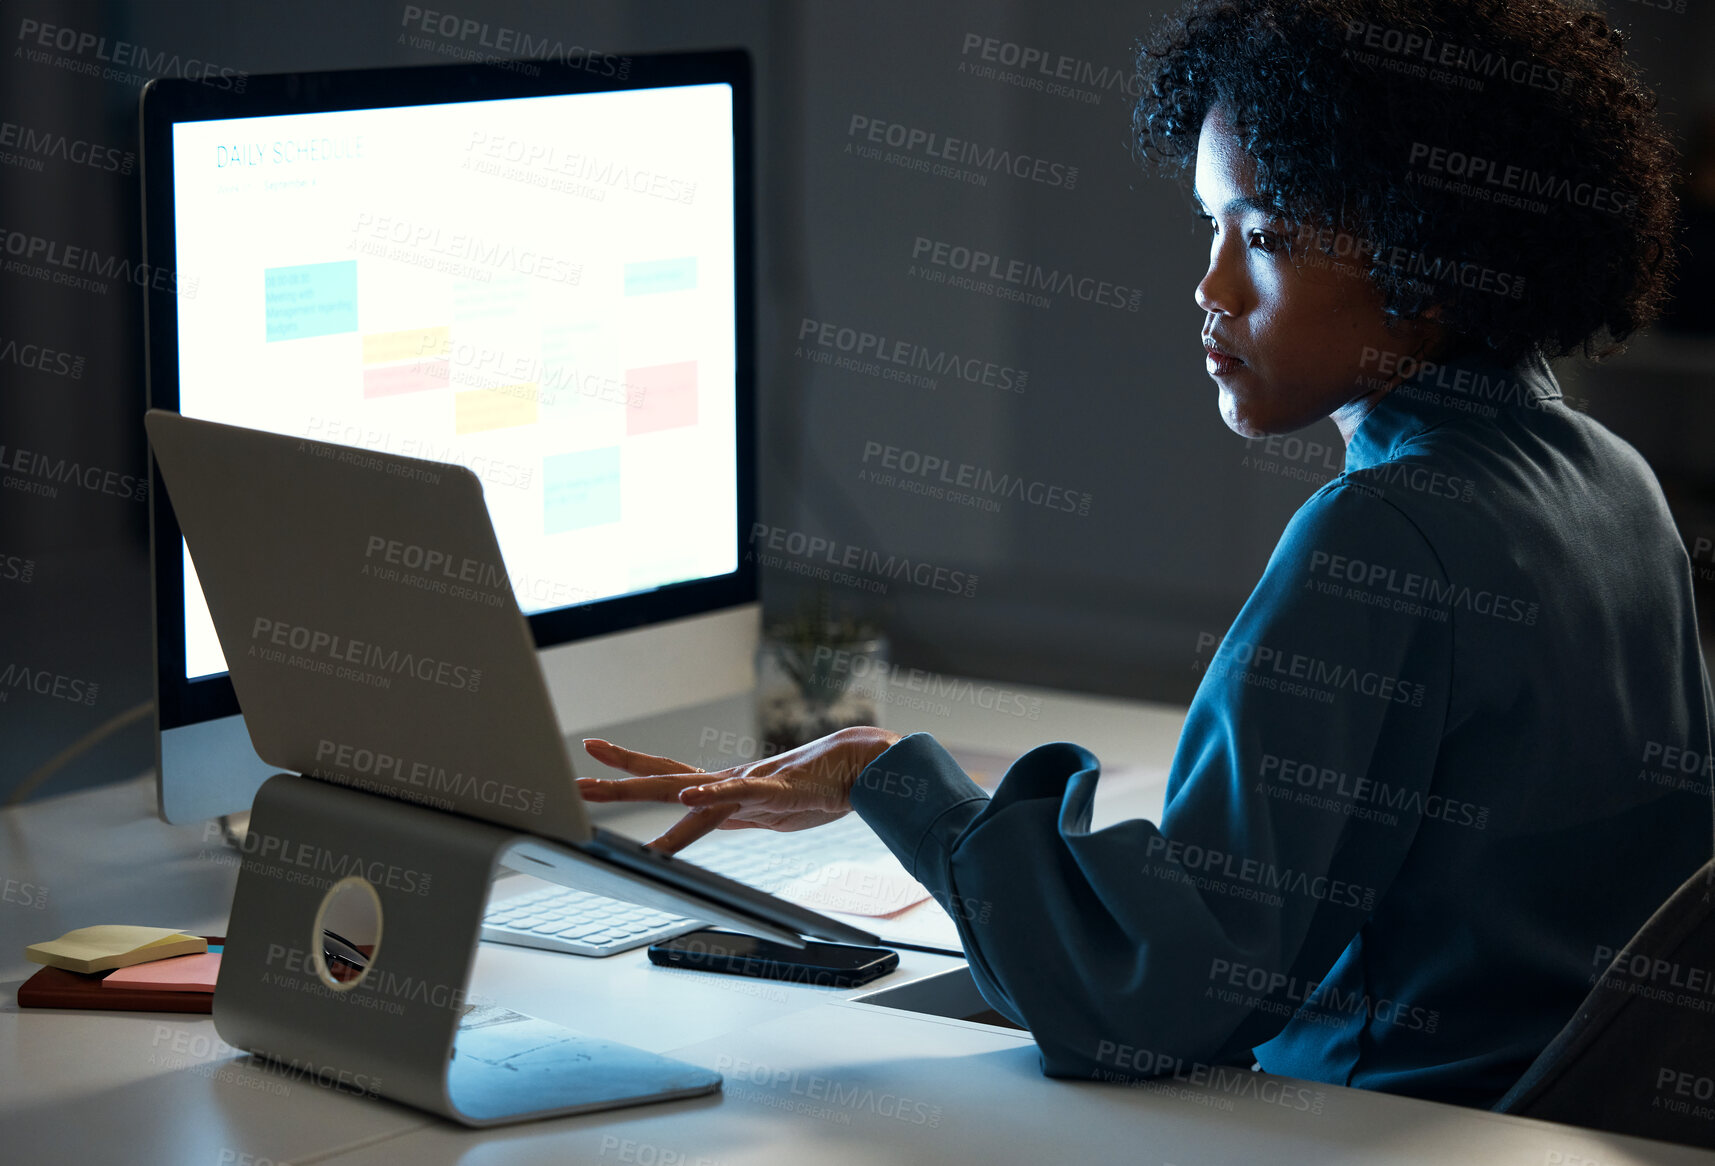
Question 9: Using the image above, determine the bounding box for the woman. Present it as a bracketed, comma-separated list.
[580, 0, 1713, 1108]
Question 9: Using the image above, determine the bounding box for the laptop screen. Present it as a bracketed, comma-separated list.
[167, 83, 739, 681]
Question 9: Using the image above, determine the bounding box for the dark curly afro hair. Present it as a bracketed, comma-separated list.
[1134, 0, 1678, 365]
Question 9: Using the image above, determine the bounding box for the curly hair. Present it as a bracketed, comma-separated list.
[1134, 0, 1678, 365]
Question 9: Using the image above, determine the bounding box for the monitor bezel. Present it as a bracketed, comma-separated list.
[141, 49, 758, 733]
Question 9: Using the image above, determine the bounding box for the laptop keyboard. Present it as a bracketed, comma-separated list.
[481, 815, 907, 957]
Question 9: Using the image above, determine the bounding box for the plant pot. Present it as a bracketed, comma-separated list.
[754, 634, 889, 754]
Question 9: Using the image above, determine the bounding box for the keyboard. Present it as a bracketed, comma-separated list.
[480, 885, 701, 957]
[481, 815, 913, 957]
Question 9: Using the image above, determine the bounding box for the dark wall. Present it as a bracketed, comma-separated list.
[773, 0, 1321, 700]
[3, 0, 1711, 803]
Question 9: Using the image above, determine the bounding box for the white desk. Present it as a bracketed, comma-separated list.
[3, 681, 1710, 1165]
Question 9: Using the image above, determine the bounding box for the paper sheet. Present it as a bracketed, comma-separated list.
[772, 859, 933, 917]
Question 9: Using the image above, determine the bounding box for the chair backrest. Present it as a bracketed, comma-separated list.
[1494, 856, 1715, 1148]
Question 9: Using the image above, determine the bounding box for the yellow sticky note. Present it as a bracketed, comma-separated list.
[25, 925, 206, 974]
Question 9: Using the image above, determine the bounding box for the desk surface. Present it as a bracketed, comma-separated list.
[3, 681, 1710, 1165]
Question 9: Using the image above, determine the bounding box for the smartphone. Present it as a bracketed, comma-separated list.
[648, 928, 899, 988]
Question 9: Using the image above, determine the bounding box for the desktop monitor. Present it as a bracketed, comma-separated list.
[141, 50, 758, 824]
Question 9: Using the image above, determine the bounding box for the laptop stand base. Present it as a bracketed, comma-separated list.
[213, 773, 721, 1127]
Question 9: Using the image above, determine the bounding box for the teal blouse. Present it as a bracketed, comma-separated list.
[851, 352, 1715, 1106]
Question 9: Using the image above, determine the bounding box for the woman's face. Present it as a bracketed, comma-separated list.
[1193, 107, 1435, 441]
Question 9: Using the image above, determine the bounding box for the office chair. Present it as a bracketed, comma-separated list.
[1494, 855, 1715, 1149]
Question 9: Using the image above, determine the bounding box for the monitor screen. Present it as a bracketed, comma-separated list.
[166, 82, 739, 682]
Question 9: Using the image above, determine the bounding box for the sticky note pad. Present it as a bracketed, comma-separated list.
[25, 925, 206, 974]
[103, 952, 222, 993]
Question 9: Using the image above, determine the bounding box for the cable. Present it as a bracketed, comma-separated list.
[5, 699, 154, 807]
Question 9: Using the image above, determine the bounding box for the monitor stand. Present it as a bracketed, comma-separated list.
[213, 773, 720, 1126]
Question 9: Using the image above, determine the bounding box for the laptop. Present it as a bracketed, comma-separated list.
[144, 408, 877, 948]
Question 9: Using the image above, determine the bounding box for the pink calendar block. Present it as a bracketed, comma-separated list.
[625, 360, 698, 436]
[363, 359, 448, 399]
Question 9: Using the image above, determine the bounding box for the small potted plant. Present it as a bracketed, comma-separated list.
[755, 591, 889, 754]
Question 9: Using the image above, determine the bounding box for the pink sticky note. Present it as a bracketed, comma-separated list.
[102, 952, 222, 993]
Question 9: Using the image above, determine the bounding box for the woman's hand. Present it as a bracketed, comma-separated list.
[577, 725, 903, 854]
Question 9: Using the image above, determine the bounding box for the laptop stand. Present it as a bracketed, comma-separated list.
[213, 773, 721, 1126]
